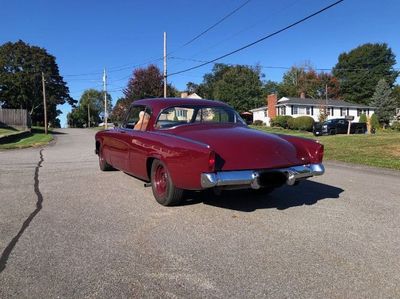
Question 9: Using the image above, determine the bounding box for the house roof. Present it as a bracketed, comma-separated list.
[277, 97, 375, 109]
[249, 106, 267, 112]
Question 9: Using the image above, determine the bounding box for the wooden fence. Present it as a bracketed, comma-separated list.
[0, 109, 31, 129]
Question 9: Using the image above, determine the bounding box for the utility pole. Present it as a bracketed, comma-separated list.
[325, 83, 328, 119]
[41, 72, 48, 134]
[103, 68, 108, 129]
[163, 31, 167, 98]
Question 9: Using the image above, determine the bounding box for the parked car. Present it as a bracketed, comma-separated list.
[313, 118, 367, 136]
[95, 98, 325, 206]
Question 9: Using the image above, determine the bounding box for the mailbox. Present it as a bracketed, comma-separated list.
[345, 115, 354, 121]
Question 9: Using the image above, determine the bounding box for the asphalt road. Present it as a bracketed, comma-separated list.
[0, 128, 399, 298]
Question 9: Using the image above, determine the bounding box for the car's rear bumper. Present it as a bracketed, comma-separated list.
[200, 163, 325, 189]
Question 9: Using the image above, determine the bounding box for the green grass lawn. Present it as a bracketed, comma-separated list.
[0, 127, 53, 149]
[0, 127, 19, 136]
[251, 126, 400, 171]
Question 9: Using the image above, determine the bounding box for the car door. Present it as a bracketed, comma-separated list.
[108, 105, 144, 171]
[117, 105, 152, 178]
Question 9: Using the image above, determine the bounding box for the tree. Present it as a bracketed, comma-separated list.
[333, 43, 399, 105]
[123, 64, 177, 101]
[194, 63, 231, 99]
[193, 64, 263, 111]
[111, 97, 131, 122]
[263, 80, 281, 97]
[392, 85, 400, 108]
[279, 66, 340, 99]
[370, 113, 380, 130]
[79, 89, 112, 124]
[186, 82, 200, 94]
[359, 113, 367, 123]
[370, 79, 397, 125]
[66, 89, 111, 127]
[213, 65, 263, 111]
[0, 40, 76, 125]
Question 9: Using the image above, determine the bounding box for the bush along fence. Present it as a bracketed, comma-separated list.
[0, 109, 32, 130]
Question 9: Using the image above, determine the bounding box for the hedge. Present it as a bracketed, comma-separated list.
[288, 116, 314, 131]
[270, 116, 293, 129]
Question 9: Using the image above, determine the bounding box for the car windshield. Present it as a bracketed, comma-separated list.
[155, 105, 246, 129]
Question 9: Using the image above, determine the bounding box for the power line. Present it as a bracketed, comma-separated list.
[168, 0, 345, 77]
[169, 0, 252, 55]
[171, 0, 299, 67]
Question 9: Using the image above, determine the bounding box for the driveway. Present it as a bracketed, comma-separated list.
[0, 128, 399, 298]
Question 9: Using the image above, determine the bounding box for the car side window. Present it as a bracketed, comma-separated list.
[123, 106, 151, 131]
[338, 120, 345, 125]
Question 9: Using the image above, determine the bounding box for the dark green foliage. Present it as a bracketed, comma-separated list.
[263, 80, 281, 97]
[333, 43, 399, 105]
[270, 115, 293, 129]
[359, 113, 367, 123]
[252, 120, 264, 126]
[370, 113, 380, 130]
[288, 116, 314, 131]
[67, 89, 112, 127]
[194, 63, 264, 112]
[370, 79, 397, 125]
[0, 40, 76, 125]
[391, 121, 400, 131]
[392, 85, 400, 108]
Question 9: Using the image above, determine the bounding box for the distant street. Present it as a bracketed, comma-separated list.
[0, 128, 399, 298]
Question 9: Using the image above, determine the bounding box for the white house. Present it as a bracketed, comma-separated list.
[251, 94, 376, 126]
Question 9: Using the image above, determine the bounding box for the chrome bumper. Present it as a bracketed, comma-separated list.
[200, 163, 325, 189]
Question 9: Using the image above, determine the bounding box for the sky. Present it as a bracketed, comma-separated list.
[1, 0, 399, 127]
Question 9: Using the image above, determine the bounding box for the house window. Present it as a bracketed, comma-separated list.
[176, 109, 188, 118]
[264, 108, 268, 117]
[292, 106, 298, 115]
[340, 108, 343, 116]
[306, 107, 311, 115]
[327, 108, 331, 116]
[280, 106, 286, 116]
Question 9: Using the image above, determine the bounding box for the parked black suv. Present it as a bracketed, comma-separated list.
[313, 118, 367, 136]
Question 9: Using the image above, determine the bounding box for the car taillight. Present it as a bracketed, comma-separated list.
[315, 143, 324, 163]
[208, 151, 216, 172]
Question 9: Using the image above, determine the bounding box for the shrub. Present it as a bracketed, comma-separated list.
[359, 113, 367, 123]
[270, 116, 293, 128]
[287, 117, 296, 130]
[291, 116, 315, 131]
[370, 113, 380, 130]
[391, 121, 400, 131]
[252, 120, 265, 126]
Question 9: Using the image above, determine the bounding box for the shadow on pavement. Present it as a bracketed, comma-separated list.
[183, 180, 344, 212]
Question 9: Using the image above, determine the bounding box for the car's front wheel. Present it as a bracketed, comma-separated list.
[151, 160, 183, 206]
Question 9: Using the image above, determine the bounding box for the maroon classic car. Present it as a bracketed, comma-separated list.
[95, 98, 324, 206]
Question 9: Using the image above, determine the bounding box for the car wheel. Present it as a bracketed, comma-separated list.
[151, 160, 183, 206]
[99, 145, 113, 171]
[329, 129, 336, 135]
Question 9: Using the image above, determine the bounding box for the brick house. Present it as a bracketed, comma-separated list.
[251, 94, 376, 126]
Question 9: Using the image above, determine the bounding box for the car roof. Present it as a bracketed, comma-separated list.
[133, 98, 231, 111]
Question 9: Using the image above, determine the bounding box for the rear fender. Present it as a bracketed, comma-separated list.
[277, 134, 324, 164]
[144, 132, 213, 190]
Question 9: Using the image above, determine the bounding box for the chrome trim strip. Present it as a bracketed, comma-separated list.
[200, 163, 325, 189]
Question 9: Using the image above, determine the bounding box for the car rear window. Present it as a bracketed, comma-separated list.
[155, 106, 245, 129]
